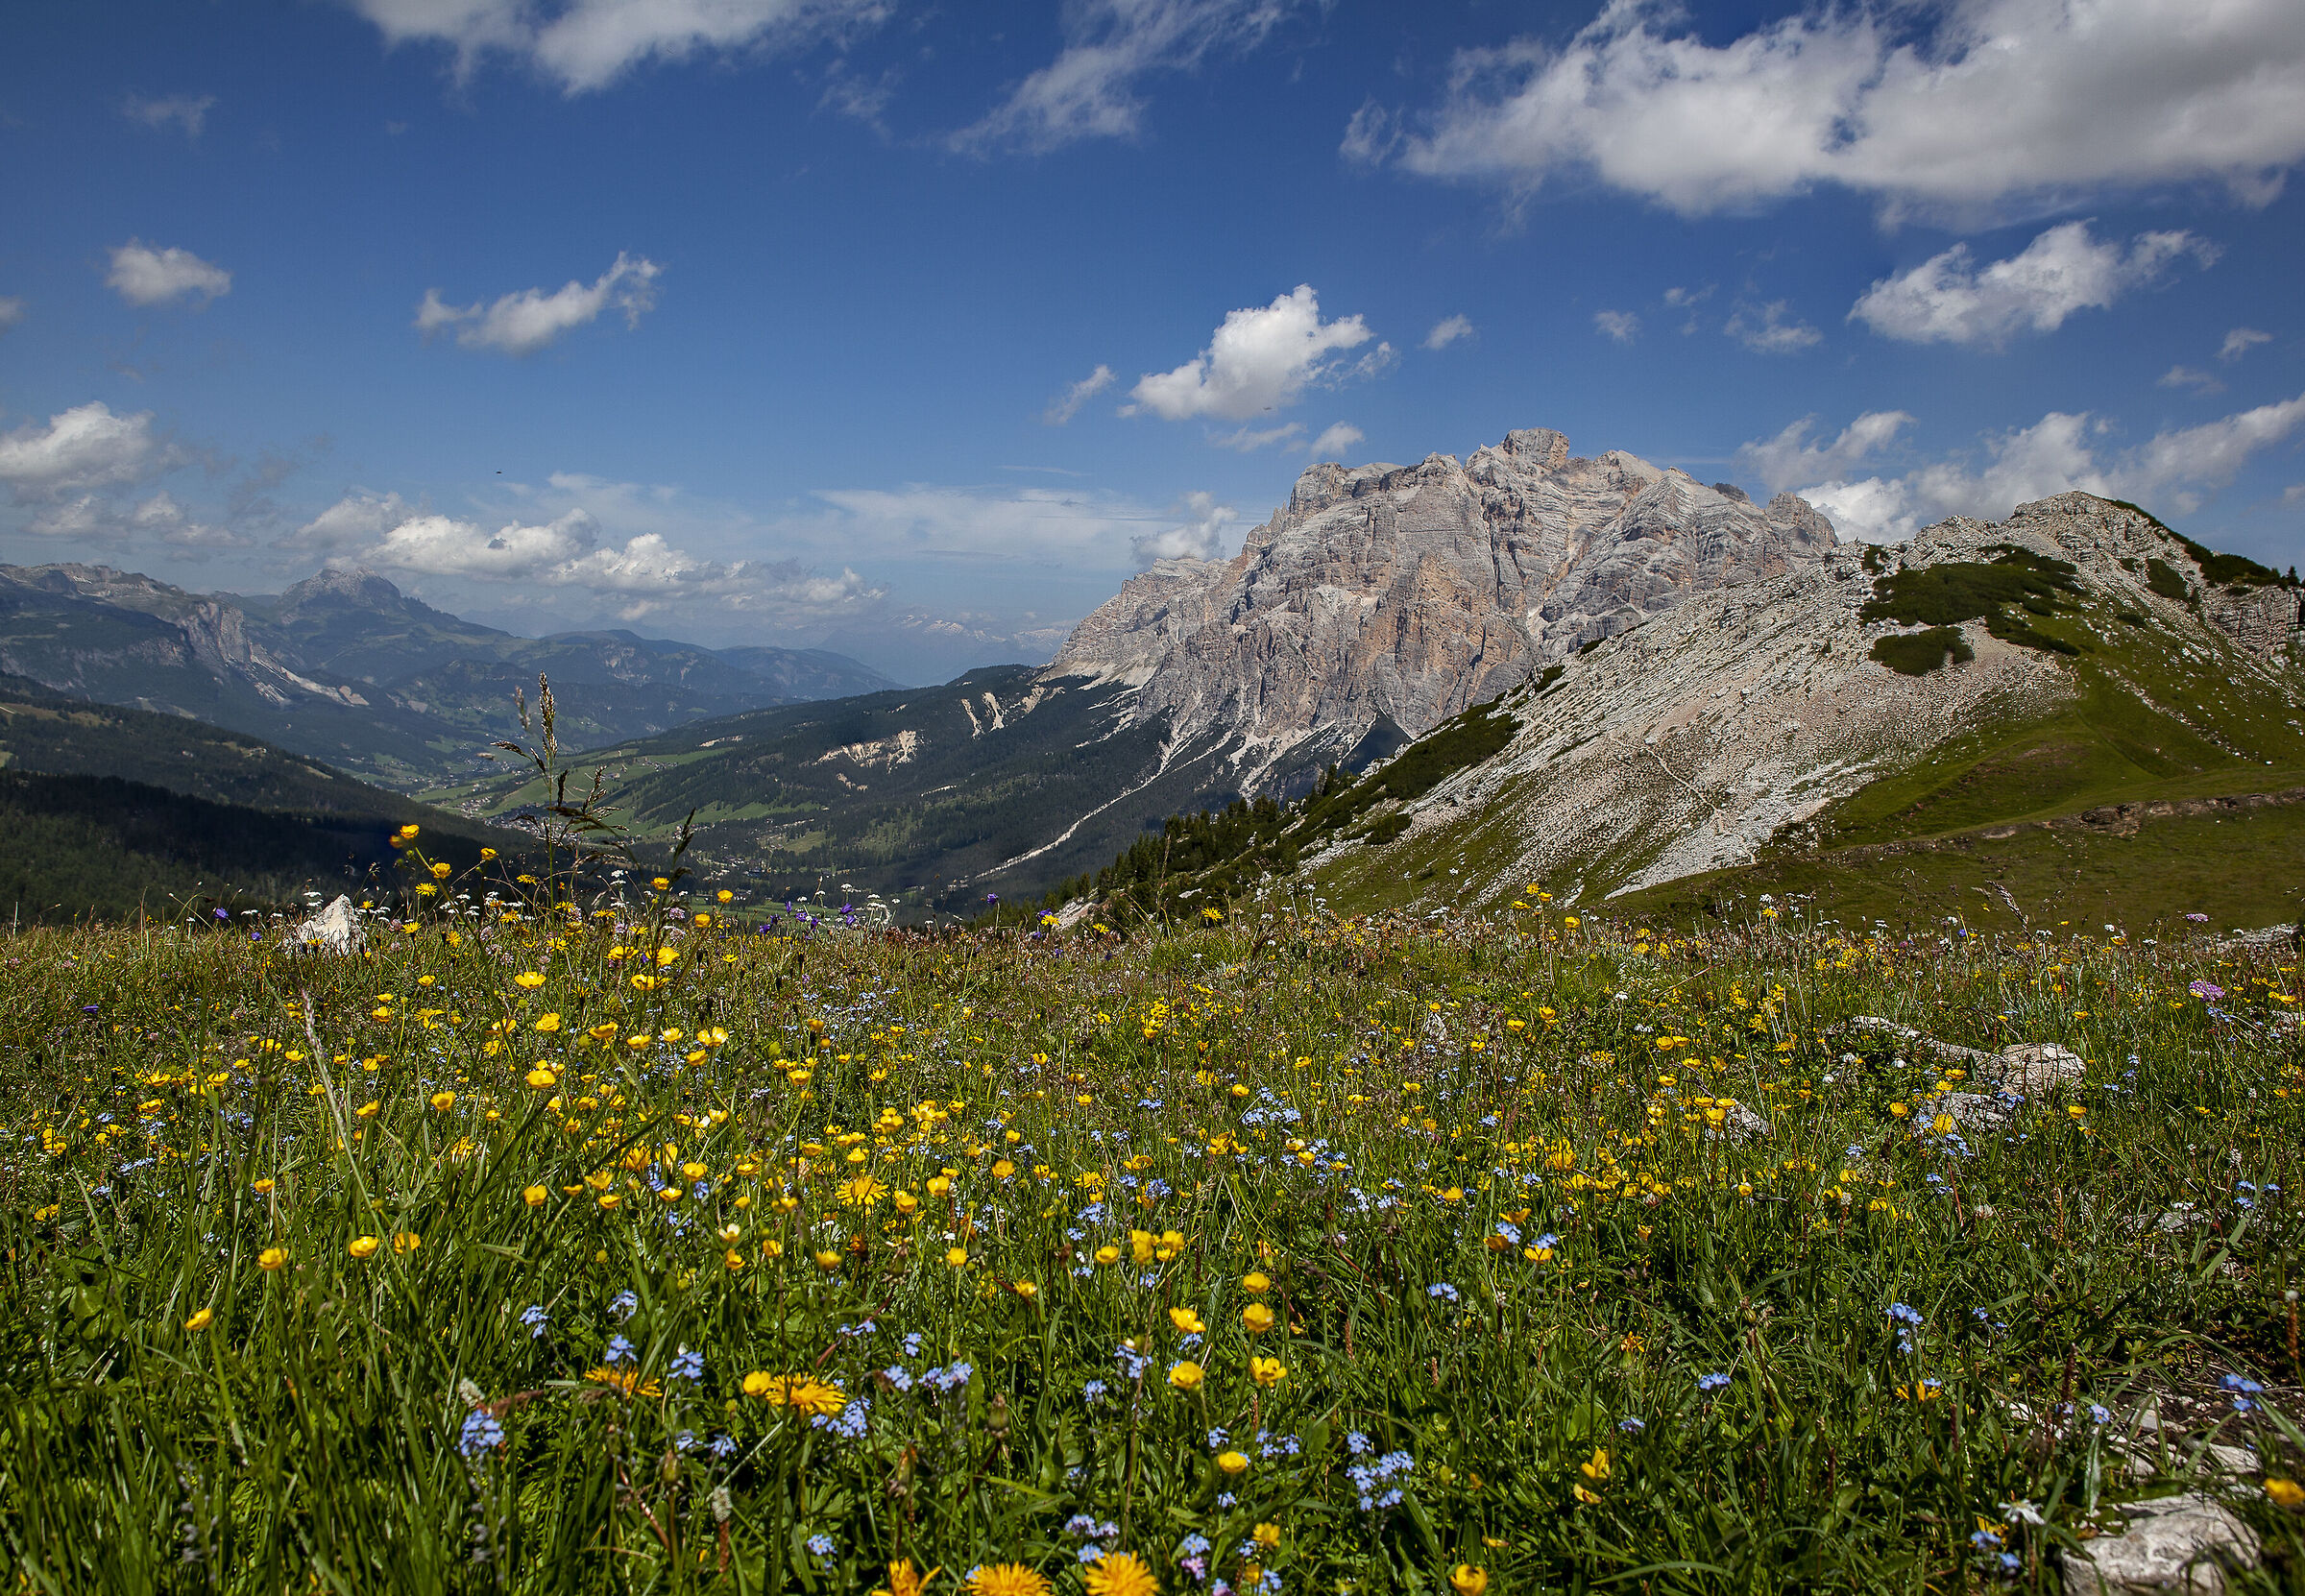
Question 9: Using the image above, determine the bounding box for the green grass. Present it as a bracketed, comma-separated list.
[1869, 628, 1975, 677]
[3, 848, 2301, 1592]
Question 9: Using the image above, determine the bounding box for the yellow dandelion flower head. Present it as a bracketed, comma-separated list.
[965, 1564, 1050, 1596]
[1082, 1552, 1159, 1596]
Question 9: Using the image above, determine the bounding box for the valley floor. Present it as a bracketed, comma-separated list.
[3, 883, 2301, 1592]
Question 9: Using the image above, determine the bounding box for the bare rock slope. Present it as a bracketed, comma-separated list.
[1047, 428, 1834, 778]
[1307, 493, 2305, 906]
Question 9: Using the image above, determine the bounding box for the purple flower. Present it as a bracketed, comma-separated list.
[2190, 979, 2224, 1000]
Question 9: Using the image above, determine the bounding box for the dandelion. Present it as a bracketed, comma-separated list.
[873, 1560, 939, 1596]
[964, 1563, 1050, 1596]
[744, 1373, 848, 1416]
[1083, 1552, 1159, 1596]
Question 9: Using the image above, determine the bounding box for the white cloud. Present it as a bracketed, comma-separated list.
[106, 241, 231, 307]
[1306, 422, 1364, 459]
[415, 253, 661, 355]
[1592, 309, 1638, 344]
[1043, 364, 1116, 425]
[132, 491, 250, 550]
[348, 0, 890, 94]
[0, 401, 178, 499]
[1382, 0, 2305, 219]
[1212, 422, 1305, 451]
[25, 497, 109, 539]
[1851, 223, 2215, 350]
[2220, 326, 2272, 363]
[285, 489, 415, 549]
[1130, 491, 1240, 564]
[1126, 284, 1384, 423]
[1776, 392, 2305, 541]
[1737, 410, 1915, 493]
[1725, 300, 1820, 353]
[0, 297, 22, 332]
[121, 92, 215, 136]
[2159, 366, 2224, 396]
[811, 483, 1177, 564]
[1423, 314, 1474, 351]
[954, 0, 1297, 154]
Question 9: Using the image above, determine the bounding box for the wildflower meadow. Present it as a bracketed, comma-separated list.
[3, 841, 2302, 1592]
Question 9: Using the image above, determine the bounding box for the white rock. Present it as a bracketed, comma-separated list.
[2058, 1493, 2261, 1595]
[288, 895, 363, 955]
[2000, 1041, 2085, 1098]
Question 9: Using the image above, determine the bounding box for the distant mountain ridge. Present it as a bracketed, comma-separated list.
[0, 563, 894, 789]
[455, 426, 1850, 914]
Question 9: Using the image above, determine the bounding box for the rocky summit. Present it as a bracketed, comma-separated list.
[1048, 427, 1835, 782]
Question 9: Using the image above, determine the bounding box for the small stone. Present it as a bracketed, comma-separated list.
[2058, 1493, 2260, 1595]
[288, 895, 363, 955]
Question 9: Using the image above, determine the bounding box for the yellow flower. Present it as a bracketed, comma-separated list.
[1013, 1280, 1038, 1300]
[478, 847, 497, 860]
[1095, 1245, 1120, 1266]
[965, 1564, 1050, 1596]
[598, 1193, 620, 1210]
[429, 861, 452, 880]
[1572, 1484, 1601, 1505]
[392, 1231, 420, 1254]
[534, 1012, 562, 1032]
[257, 1246, 287, 1271]
[515, 971, 546, 989]
[1169, 1307, 1205, 1335]
[1241, 1302, 1275, 1333]
[1250, 1356, 1287, 1387]
[182, 1307, 214, 1332]
[2268, 1478, 2304, 1511]
[1251, 1524, 1280, 1550]
[1450, 1567, 1489, 1596]
[654, 945, 678, 967]
[716, 889, 734, 904]
[946, 1247, 969, 1268]
[523, 1184, 548, 1207]
[743, 1373, 847, 1416]
[429, 1091, 456, 1111]
[1082, 1552, 1159, 1596]
[1215, 1449, 1249, 1474]
[1241, 1270, 1271, 1294]
[348, 1235, 380, 1259]
[839, 1175, 888, 1208]
[525, 1067, 558, 1090]
[252, 1178, 276, 1195]
[1580, 1446, 1611, 1482]
[815, 1249, 843, 1270]
[1169, 1361, 1204, 1390]
[873, 1560, 939, 1596]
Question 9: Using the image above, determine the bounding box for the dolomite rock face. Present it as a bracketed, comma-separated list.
[1046, 429, 1836, 774]
[1319, 493, 2305, 905]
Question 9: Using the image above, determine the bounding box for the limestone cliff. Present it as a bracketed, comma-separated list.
[1045, 428, 1835, 775]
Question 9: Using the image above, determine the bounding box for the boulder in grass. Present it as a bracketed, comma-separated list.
[1999, 1041, 2085, 1098]
[289, 895, 363, 955]
[2058, 1493, 2260, 1595]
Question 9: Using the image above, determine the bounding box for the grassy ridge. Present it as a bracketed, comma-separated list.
[2, 864, 2300, 1591]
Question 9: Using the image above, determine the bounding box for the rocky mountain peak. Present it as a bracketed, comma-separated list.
[1045, 425, 1837, 781]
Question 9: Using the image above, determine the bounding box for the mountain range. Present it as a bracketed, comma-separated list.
[451, 428, 1856, 915]
[0, 563, 893, 789]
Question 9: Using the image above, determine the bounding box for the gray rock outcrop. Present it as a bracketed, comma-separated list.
[2057, 1492, 2260, 1594]
[1046, 428, 1836, 777]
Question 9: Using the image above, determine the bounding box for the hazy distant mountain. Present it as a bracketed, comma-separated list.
[0, 563, 894, 790]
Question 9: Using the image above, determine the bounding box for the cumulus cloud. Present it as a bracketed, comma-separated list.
[1851, 223, 2216, 349]
[106, 241, 231, 307]
[1377, 0, 2305, 219]
[1423, 314, 1474, 351]
[1725, 300, 1820, 353]
[415, 253, 661, 355]
[348, 0, 890, 94]
[121, 92, 215, 136]
[285, 489, 414, 550]
[1592, 309, 1638, 344]
[954, 0, 1298, 154]
[132, 491, 250, 550]
[1737, 411, 1915, 494]
[1126, 285, 1386, 423]
[0, 401, 180, 499]
[1771, 393, 2305, 541]
[1130, 490, 1241, 564]
[1307, 422, 1365, 459]
[1042, 364, 1116, 425]
[2220, 326, 2272, 363]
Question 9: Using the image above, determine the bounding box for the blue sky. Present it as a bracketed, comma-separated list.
[3, 0, 2302, 682]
